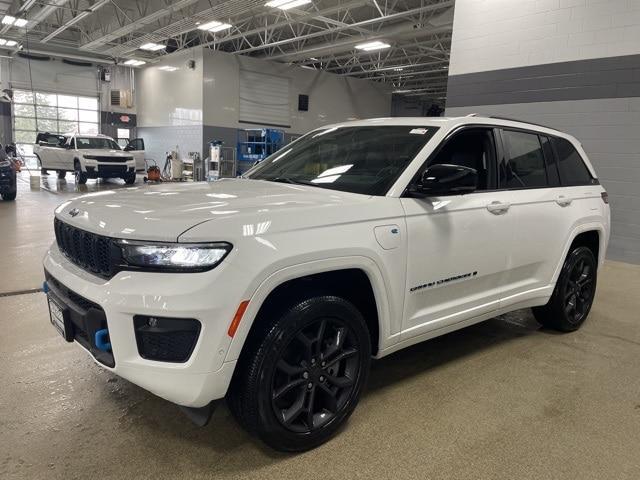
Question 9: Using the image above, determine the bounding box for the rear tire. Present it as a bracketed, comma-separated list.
[532, 246, 597, 332]
[227, 295, 371, 452]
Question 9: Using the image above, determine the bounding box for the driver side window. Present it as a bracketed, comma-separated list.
[427, 128, 496, 191]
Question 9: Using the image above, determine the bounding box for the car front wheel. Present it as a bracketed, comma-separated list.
[228, 295, 371, 452]
[74, 164, 88, 185]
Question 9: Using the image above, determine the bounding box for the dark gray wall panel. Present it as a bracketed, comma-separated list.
[447, 54, 640, 107]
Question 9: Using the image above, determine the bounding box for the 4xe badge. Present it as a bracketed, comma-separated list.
[68, 208, 80, 217]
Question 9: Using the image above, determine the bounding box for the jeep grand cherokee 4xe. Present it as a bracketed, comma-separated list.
[42, 116, 610, 451]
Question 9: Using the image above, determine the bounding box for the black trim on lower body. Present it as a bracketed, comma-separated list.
[44, 270, 115, 368]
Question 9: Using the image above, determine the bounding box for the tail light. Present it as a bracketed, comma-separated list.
[601, 191, 609, 204]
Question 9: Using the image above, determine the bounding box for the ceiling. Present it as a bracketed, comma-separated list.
[1, 0, 453, 101]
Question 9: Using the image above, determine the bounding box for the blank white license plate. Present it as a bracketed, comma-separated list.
[48, 296, 66, 338]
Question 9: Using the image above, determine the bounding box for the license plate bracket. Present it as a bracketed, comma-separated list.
[47, 294, 73, 342]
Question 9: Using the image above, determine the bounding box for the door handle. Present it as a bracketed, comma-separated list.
[486, 201, 511, 215]
[556, 195, 573, 207]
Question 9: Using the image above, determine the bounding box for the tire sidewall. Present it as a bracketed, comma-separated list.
[254, 296, 371, 451]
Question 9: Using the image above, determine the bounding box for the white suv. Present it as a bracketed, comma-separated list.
[42, 117, 610, 451]
[34, 133, 143, 184]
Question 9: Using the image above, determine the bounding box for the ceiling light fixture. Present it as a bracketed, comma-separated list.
[140, 42, 166, 51]
[158, 65, 178, 71]
[355, 40, 391, 51]
[197, 20, 232, 32]
[265, 0, 312, 10]
[1, 15, 16, 25]
[15, 18, 28, 27]
[6, 40, 17, 46]
[124, 59, 146, 66]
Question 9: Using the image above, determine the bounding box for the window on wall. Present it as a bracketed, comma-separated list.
[12, 89, 99, 168]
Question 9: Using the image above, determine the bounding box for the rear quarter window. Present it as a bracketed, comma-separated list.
[552, 137, 595, 186]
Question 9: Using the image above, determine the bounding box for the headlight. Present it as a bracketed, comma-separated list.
[118, 241, 232, 272]
[83, 155, 97, 160]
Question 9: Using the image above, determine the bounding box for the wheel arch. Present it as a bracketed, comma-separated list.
[225, 256, 391, 364]
[552, 223, 606, 284]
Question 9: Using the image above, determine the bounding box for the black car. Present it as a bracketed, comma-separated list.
[0, 145, 17, 201]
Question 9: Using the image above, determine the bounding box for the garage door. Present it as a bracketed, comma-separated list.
[12, 89, 100, 169]
[239, 70, 290, 128]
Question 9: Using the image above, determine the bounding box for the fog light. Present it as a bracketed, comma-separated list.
[133, 315, 201, 362]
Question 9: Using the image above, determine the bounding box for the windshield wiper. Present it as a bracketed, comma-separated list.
[269, 177, 322, 187]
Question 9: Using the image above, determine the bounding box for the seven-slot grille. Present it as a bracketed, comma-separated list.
[90, 156, 129, 163]
[54, 218, 114, 278]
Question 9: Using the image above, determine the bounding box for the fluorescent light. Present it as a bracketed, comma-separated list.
[124, 59, 146, 66]
[2, 15, 15, 25]
[0, 39, 6, 46]
[197, 20, 232, 32]
[394, 67, 404, 72]
[158, 65, 178, 71]
[265, 0, 312, 9]
[6, 40, 17, 47]
[140, 42, 165, 51]
[355, 40, 390, 51]
[14, 18, 28, 27]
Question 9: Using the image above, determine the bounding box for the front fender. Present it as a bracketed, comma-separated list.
[224, 255, 396, 363]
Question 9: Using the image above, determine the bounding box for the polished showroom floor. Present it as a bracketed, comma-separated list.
[1, 172, 639, 479]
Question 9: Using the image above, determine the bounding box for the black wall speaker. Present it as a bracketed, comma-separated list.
[298, 94, 309, 111]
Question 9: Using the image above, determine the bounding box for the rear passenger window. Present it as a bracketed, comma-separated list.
[500, 130, 547, 188]
[552, 137, 594, 185]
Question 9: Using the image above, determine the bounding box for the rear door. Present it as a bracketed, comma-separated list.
[125, 138, 145, 171]
[400, 127, 514, 338]
[495, 129, 599, 307]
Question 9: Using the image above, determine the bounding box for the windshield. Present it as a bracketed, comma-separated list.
[245, 125, 439, 195]
[76, 137, 120, 150]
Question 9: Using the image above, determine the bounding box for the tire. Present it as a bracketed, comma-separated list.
[1, 190, 16, 201]
[57, 170, 66, 180]
[227, 295, 371, 452]
[74, 163, 87, 185]
[532, 246, 597, 332]
[124, 172, 136, 185]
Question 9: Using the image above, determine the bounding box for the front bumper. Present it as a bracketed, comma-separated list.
[43, 244, 242, 408]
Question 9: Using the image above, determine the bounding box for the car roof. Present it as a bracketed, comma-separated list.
[316, 115, 568, 138]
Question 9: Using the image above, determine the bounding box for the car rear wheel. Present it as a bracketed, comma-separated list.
[532, 246, 597, 332]
[227, 295, 371, 452]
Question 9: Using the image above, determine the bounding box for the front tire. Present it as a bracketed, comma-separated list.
[533, 246, 597, 332]
[124, 172, 136, 185]
[228, 295, 371, 452]
[74, 163, 87, 185]
[57, 170, 66, 180]
[1, 190, 16, 201]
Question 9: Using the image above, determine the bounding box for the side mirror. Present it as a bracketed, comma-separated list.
[411, 164, 478, 196]
[123, 144, 132, 151]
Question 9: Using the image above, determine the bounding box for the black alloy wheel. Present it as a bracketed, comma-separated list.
[271, 316, 361, 433]
[563, 255, 595, 326]
[227, 295, 371, 452]
[533, 246, 597, 332]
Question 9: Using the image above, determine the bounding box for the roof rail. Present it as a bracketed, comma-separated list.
[465, 113, 479, 117]
[485, 115, 559, 131]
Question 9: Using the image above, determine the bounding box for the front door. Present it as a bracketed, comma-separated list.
[125, 138, 145, 171]
[400, 127, 514, 339]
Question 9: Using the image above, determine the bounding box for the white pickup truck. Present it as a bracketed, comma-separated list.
[34, 133, 145, 184]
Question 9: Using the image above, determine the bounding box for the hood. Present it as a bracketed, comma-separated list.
[54, 179, 372, 242]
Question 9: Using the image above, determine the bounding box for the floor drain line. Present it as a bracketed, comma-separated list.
[0, 288, 44, 298]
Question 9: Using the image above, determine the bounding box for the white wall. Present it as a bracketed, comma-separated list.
[449, 0, 640, 75]
[201, 49, 392, 134]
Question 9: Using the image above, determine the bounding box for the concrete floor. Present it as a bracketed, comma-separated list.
[1, 172, 640, 479]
